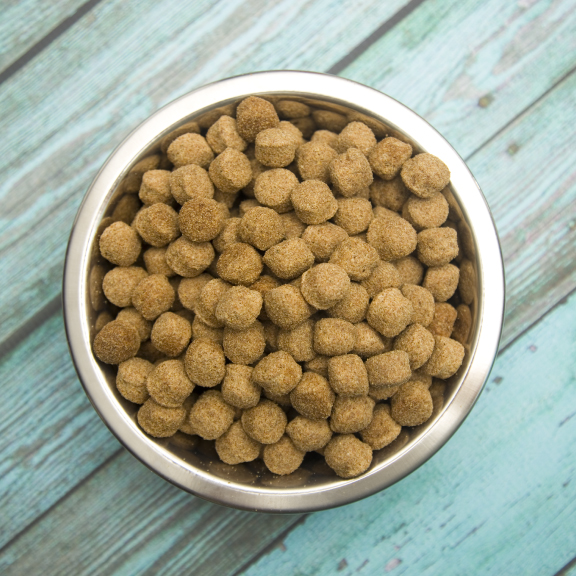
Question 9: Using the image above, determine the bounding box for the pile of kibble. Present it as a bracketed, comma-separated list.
[90, 95, 474, 479]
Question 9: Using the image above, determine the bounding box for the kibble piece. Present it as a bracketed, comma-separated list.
[336, 121, 376, 156]
[169, 164, 214, 205]
[160, 121, 201, 153]
[138, 399, 186, 437]
[195, 278, 230, 327]
[146, 359, 194, 408]
[304, 355, 329, 379]
[370, 177, 409, 212]
[263, 435, 305, 475]
[213, 217, 241, 253]
[132, 274, 175, 321]
[280, 211, 306, 239]
[215, 285, 263, 329]
[365, 350, 412, 387]
[333, 198, 372, 236]
[223, 321, 266, 365]
[252, 351, 301, 397]
[314, 318, 356, 356]
[393, 324, 435, 369]
[367, 288, 414, 337]
[324, 434, 372, 478]
[360, 404, 402, 449]
[286, 416, 332, 452]
[291, 180, 338, 225]
[312, 109, 348, 133]
[330, 395, 374, 434]
[417, 227, 459, 267]
[368, 384, 400, 401]
[188, 390, 234, 440]
[327, 354, 369, 396]
[423, 264, 460, 302]
[139, 170, 173, 205]
[253, 169, 297, 213]
[197, 103, 236, 130]
[178, 274, 212, 311]
[301, 263, 351, 310]
[290, 372, 335, 420]
[403, 193, 449, 230]
[428, 303, 458, 338]
[242, 399, 287, 444]
[401, 153, 450, 198]
[255, 127, 298, 168]
[303, 227, 348, 269]
[151, 312, 192, 357]
[165, 237, 214, 278]
[353, 322, 389, 358]
[327, 283, 369, 324]
[369, 137, 412, 180]
[458, 259, 476, 305]
[167, 133, 214, 169]
[116, 308, 151, 343]
[423, 335, 465, 379]
[99, 221, 141, 266]
[143, 248, 175, 277]
[209, 148, 252, 193]
[89, 264, 107, 312]
[102, 266, 147, 308]
[215, 421, 261, 465]
[390, 381, 433, 426]
[135, 204, 179, 247]
[192, 316, 223, 344]
[276, 100, 311, 119]
[184, 338, 226, 387]
[222, 364, 261, 409]
[262, 284, 312, 330]
[239, 198, 261, 215]
[263, 238, 315, 280]
[296, 142, 338, 182]
[178, 198, 226, 242]
[329, 148, 373, 197]
[367, 215, 417, 261]
[290, 116, 315, 139]
[116, 357, 154, 404]
[395, 256, 424, 286]
[206, 115, 247, 154]
[401, 284, 435, 327]
[277, 319, 316, 362]
[452, 304, 472, 344]
[95, 311, 113, 333]
[112, 194, 141, 225]
[238, 207, 285, 251]
[217, 243, 263, 286]
[236, 96, 280, 142]
[329, 237, 379, 281]
[361, 262, 401, 298]
[122, 155, 161, 193]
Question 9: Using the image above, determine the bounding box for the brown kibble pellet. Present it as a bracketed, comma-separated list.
[393, 323, 435, 369]
[178, 273, 212, 311]
[301, 263, 350, 310]
[277, 319, 316, 362]
[423, 264, 460, 302]
[102, 266, 147, 308]
[179, 198, 227, 242]
[290, 116, 315, 139]
[290, 372, 335, 420]
[223, 321, 266, 365]
[197, 104, 236, 130]
[195, 278, 231, 327]
[296, 142, 338, 183]
[423, 335, 465, 379]
[328, 354, 369, 397]
[263, 389, 292, 407]
[242, 399, 287, 444]
[417, 227, 459, 267]
[206, 115, 247, 154]
[329, 148, 373, 197]
[361, 262, 401, 298]
[314, 318, 356, 356]
[112, 194, 141, 225]
[324, 434, 372, 478]
[291, 180, 338, 225]
[254, 169, 297, 213]
[213, 217, 241, 253]
[238, 207, 285, 250]
[217, 243, 263, 286]
[263, 238, 315, 280]
[263, 435, 305, 475]
[428, 303, 458, 338]
[215, 420, 261, 465]
[184, 338, 226, 387]
[327, 283, 369, 324]
[89, 264, 106, 312]
[236, 96, 280, 143]
[452, 304, 472, 344]
[167, 133, 214, 169]
[390, 380, 433, 426]
[369, 137, 412, 180]
[401, 284, 435, 327]
[312, 109, 347, 133]
[93, 320, 140, 364]
[239, 198, 261, 216]
[222, 364, 260, 409]
[367, 287, 413, 338]
[458, 259, 476, 305]
[209, 148, 252, 193]
[143, 247, 175, 277]
[139, 170, 173, 205]
[95, 311, 113, 333]
[116, 308, 152, 342]
[255, 127, 298, 168]
[253, 350, 302, 395]
[276, 100, 311, 119]
[361, 404, 402, 449]
[311, 129, 339, 149]
[401, 153, 450, 199]
[279, 120, 305, 145]
[169, 164, 214, 205]
[160, 121, 201, 154]
[151, 312, 192, 357]
[192, 316, 223, 344]
[395, 256, 424, 286]
[329, 237, 379, 281]
[330, 395, 374, 434]
[368, 384, 400, 401]
[165, 237, 214, 278]
[336, 122, 377, 156]
[286, 416, 332, 452]
[135, 203, 179, 247]
[365, 350, 411, 387]
[132, 274, 175, 321]
[188, 390, 234, 440]
[367, 215, 417, 261]
[263, 284, 313, 330]
[215, 285, 263, 330]
[138, 399, 186, 438]
[304, 355, 329, 378]
[370, 177, 409, 212]
[301, 223, 347, 262]
[100, 221, 141, 266]
[353, 322, 389, 358]
[146, 359, 194, 408]
[334, 198, 373, 235]
[136, 340, 165, 364]
[280, 211, 306, 239]
[122, 155, 161, 193]
[116, 357, 154, 404]
[403, 193, 449, 230]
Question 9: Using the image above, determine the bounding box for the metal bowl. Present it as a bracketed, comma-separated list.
[63, 71, 504, 513]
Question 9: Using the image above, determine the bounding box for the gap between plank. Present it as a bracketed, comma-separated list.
[555, 554, 576, 576]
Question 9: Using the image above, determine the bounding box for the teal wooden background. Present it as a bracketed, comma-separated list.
[1, 0, 575, 574]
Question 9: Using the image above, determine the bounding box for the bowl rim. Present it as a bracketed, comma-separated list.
[63, 70, 505, 513]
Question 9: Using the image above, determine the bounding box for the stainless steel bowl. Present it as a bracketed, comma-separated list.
[63, 71, 504, 513]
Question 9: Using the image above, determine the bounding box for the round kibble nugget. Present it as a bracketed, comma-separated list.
[179, 198, 227, 242]
[329, 148, 373, 197]
[255, 127, 298, 168]
[368, 384, 400, 401]
[334, 198, 373, 235]
[167, 133, 214, 169]
[370, 177, 410, 212]
[367, 215, 417, 261]
[264, 285, 313, 329]
[215, 285, 263, 330]
[116, 307, 152, 342]
[353, 322, 389, 358]
[423, 264, 460, 302]
[305, 355, 329, 378]
[192, 316, 223, 344]
[116, 357, 154, 404]
[112, 195, 141, 226]
[169, 164, 214, 205]
[165, 237, 214, 278]
[139, 170, 172, 205]
[132, 274, 175, 321]
[296, 142, 338, 182]
[263, 238, 315, 280]
[301, 223, 348, 262]
[239, 198, 261, 215]
[290, 372, 335, 420]
[217, 243, 263, 286]
[327, 283, 369, 324]
[280, 211, 306, 239]
[263, 435, 305, 475]
[89, 264, 106, 311]
[311, 129, 339, 149]
[277, 319, 316, 362]
[252, 350, 302, 396]
[367, 288, 414, 338]
[291, 180, 338, 225]
[403, 193, 449, 230]
[236, 96, 280, 143]
[102, 266, 148, 308]
[93, 320, 140, 364]
[286, 416, 332, 452]
[330, 395, 375, 434]
[328, 354, 369, 396]
[452, 304, 472, 345]
[254, 169, 298, 213]
[401, 284, 435, 327]
[390, 381, 433, 426]
[458, 259, 476, 305]
[395, 256, 424, 286]
[329, 237, 379, 281]
[150, 312, 192, 357]
[160, 121, 200, 153]
[393, 323, 435, 369]
[360, 404, 402, 449]
[312, 109, 347, 133]
[417, 227, 459, 267]
[95, 311, 113, 333]
[222, 364, 261, 409]
[135, 203, 179, 247]
[184, 338, 226, 387]
[99, 221, 141, 266]
[137, 399, 186, 438]
[213, 217, 241, 253]
[290, 116, 315, 139]
[122, 155, 160, 193]
[423, 335, 465, 379]
[264, 389, 292, 408]
[143, 247, 175, 277]
[242, 399, 287, 444]
[209, 148, 252, 193]
[206, 115, 247, 154]
[314, 318, 356, 357]
[401, 153, 450, 198]
[276, 100, 311, 119]
[369, 137, 413, 180]
[301, 263, 351, 310]
[428, 303, 458, 338]
[324, 434, 372, 478]
[238, 207, 285, 250]
[336, 121, 377, 156]
[178, 273, 212, 312]
[279, 120, 305, 146]
[215, 421, 261, 465]
[361, 262, 401, 298]
[365, 350, 412, 387]
[146, 359, 194, 408]
[188, 390, 234, 440]
[223, 321, 266, 365]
